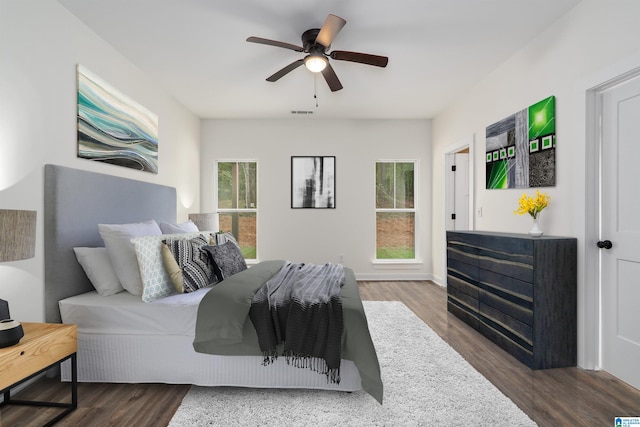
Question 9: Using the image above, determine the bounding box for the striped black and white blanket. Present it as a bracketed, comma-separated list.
[249, 261, 345, 383]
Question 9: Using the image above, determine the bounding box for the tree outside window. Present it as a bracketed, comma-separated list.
[375, 161, 416, 259]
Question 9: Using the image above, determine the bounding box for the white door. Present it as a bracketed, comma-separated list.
[601, 73, 640, 390]
[453, 152, 469, 230]
[445, 151, 470, 231]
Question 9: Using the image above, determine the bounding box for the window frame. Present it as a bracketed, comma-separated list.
[215, 160, 258, 261]
[374, 159, 418, 262]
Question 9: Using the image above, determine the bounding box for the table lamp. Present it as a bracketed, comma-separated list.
[188, 213, 219, 232]
[0, 209, 37, 347]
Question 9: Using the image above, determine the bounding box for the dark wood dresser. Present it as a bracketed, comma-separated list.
[446, 230, 577, 369]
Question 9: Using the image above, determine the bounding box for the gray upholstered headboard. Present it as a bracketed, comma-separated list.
[44, 164, 177, 323]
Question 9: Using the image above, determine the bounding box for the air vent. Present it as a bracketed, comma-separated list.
[291, 110, 314, 115]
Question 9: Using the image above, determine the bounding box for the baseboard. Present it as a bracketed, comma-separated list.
[355, 272, 433, 281]
[430, 273, 446, 287]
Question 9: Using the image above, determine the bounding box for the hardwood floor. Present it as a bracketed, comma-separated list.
[2, 280, 639, 426]
[360, 281, 640, 426]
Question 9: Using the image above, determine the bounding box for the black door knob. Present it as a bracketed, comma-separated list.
[597, 240, 613, 249]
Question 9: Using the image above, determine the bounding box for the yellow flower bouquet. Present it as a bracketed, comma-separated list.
[514, 190, 550, 219]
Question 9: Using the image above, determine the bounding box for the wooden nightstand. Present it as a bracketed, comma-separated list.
[0, 322, 77, 426]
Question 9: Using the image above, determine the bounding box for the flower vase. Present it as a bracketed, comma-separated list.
[529, 216, 543, 237]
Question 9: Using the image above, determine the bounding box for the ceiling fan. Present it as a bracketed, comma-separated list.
[246, 14, 389, 92]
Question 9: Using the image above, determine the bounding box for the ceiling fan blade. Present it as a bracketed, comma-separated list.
[321, 63, 343, 92]
[330, 50, 389, 68]
[246, 36, 304, 52]
[266, 59, 305, 82]
[315, 14, 346, 48]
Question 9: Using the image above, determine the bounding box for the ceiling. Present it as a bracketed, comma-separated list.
[58, 0, 581, 120]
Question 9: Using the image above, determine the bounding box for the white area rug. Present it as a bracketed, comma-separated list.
[169, 301, 536, 426]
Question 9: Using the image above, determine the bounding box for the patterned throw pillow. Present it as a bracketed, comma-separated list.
[131, 232, 204, 302]
[161, 244, 186, 293]
[164, 236, 218, 293]
[203, 241, 247, 282]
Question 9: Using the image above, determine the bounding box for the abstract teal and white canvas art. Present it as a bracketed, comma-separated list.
[485, 96, 555, 189]
[77, 65, 158, 173]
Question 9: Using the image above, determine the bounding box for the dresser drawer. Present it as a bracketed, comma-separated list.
[476, 247, 533, 282]
[446, 242, 478, 267]
[448, 232, 534, 282]
[479, 300, 533, 346]
[476, 320, 533, 368]
[479, 287, 533, 326]
[447, 274, 479, 300]
[478, 268, 533, 302]
[448, 275, 479, 312]
[447, 257, 478, 284]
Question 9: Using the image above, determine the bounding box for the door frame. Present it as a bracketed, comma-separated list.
[585, 65, 640, 370]
[443, 134, 475, 285]
[444, 134, 475, 231]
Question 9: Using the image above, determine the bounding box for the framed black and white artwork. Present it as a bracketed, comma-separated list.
[291, 156, 336, 209]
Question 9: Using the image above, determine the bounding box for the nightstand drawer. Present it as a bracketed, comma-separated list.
[0, 323, 77, 390]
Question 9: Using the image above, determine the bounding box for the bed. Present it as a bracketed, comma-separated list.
[44, 164, 383, 403]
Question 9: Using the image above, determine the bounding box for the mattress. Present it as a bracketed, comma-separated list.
[60, 286, 211, 336]
[58, 289, 362, 391]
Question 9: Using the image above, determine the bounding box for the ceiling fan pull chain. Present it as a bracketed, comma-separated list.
[314, 74, 319, 108]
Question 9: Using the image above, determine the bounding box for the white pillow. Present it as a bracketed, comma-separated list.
[73, 247, 124, 296]
[159, 220, 199, 234]
[98, 219, 162, 296]
[131, 232, 205, 302]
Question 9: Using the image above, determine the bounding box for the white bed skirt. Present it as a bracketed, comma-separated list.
[61, 332, 362, 391]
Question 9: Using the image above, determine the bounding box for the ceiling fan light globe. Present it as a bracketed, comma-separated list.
[304, 55, 327, 73]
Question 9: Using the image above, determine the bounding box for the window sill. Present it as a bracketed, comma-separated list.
[371, 259, 423, 269]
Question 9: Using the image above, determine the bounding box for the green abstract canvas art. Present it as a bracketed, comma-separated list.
[486, 95, 555, 189]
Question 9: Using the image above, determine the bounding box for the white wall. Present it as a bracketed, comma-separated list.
[201, 119, 432, 279]
[431, 0, 640, 368]
[0, 0, 201, 322]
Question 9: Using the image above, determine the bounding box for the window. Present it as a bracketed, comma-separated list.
[375, 161, 416, 260]
[217, 161, 257, 260]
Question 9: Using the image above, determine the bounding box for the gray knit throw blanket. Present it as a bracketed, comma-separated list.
[249, 261, 345, 384]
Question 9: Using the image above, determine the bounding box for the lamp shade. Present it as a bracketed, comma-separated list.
[0, 210, 37, 262]
[188, 213, 219, 232]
